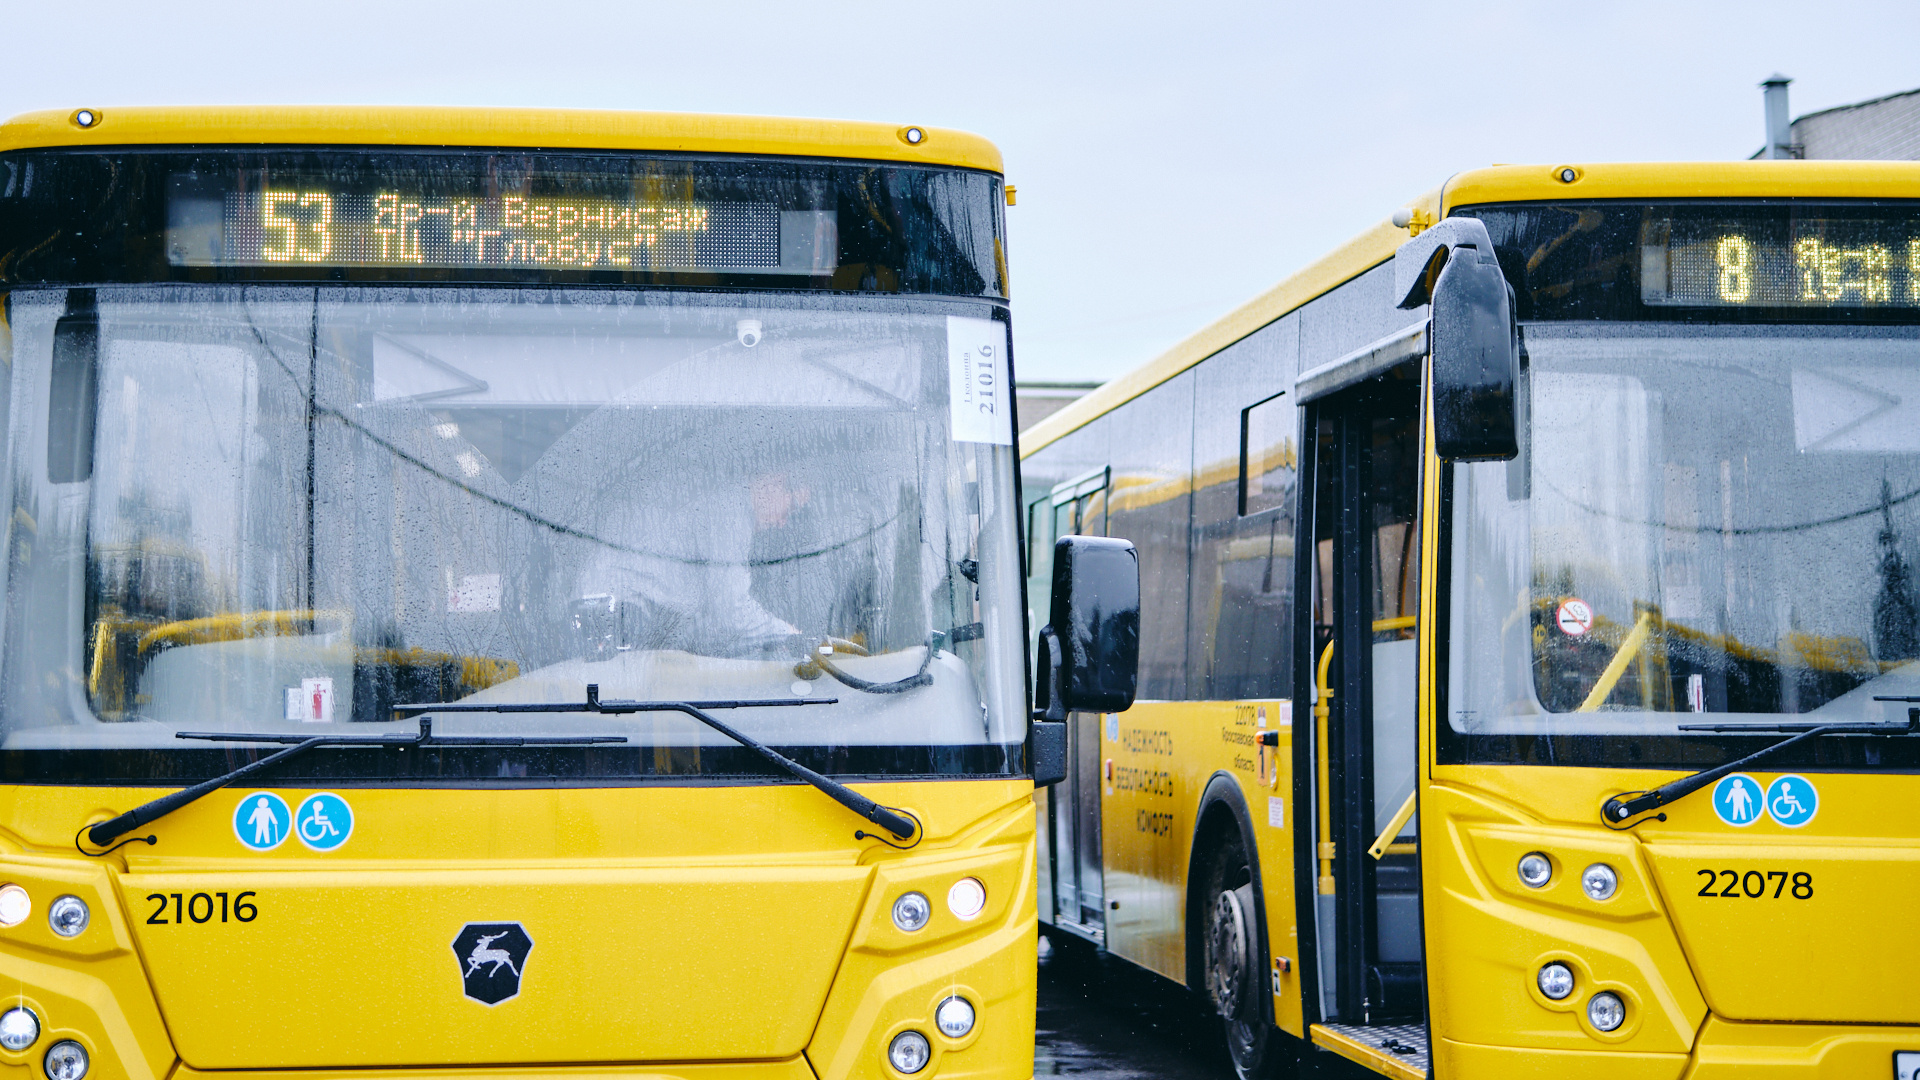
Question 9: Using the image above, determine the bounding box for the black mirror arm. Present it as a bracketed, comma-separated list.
[1393, 217, 1503, 309]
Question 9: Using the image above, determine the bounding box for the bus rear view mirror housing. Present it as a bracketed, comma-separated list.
[1031, 536, 1140, 785]
[1395, 217, 1520, 462]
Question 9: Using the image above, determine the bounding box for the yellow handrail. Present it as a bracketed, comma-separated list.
[1367, 791, 1417, 860]
[1577, 610, 1654, 712]
[1314, 641, 1336, 896]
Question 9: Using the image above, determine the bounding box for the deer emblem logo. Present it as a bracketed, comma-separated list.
[451, 922, 534, 1005]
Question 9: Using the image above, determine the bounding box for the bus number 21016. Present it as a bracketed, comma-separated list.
[146, 891, 258, 924]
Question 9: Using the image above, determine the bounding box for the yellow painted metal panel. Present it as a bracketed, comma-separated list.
[1420, 782, 1706, 1056]
[1096, 700, 1302, 1039]
[1433, 1037, 1687, 1080]
[0, 780, 1035, 1075]
[1687, 1016, 1920, 1077]
[809, 799, 1036, 1080]
[175, 1062, 820, 1080]
[1443, 160, 1920, 213]
[0, 859, 175, 1080]
[0, 106, 1003, 173]
[126, 861, 869, 1067]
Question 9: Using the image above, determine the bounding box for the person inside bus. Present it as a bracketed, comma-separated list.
[570, 467, 812, 660]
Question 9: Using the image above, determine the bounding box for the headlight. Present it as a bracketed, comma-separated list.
[1517, 852, 1552, 888]
[887, 1031, 931, 1074]
[1536, 962, 1574, 1000]
[947, 877, 986, 920]
[47, 897, 88, 938]
[1587, 991, 1626, 1032]
[935, 996, 976, 1038]
[43, 1040, 87, 1080]
[0, 1008, 38, 1051]
[891, 892, 931, 932]
[0, 885, 28, 928]
[1581, 863, 1619, 901]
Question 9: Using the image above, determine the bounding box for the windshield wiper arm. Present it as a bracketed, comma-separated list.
[395, 686, 917, 841]
[85, 718, 625, 849]
[1600, 700, 1920, 825]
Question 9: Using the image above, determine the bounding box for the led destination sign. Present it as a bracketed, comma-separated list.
[1642, 213, 1920, 309]
[163, 161, 857, 275]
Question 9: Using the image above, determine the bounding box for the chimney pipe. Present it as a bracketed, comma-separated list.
[1762, 73, 1794, 159]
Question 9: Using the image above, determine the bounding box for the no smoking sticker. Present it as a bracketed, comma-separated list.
[1556, 598, 1594, 636]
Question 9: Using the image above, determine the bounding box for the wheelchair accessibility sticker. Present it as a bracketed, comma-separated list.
[1765, 775, 1818, 827]
[1711, 772, 1818, 827]
[1711, 774, 1764, 826]
[295, 792, 354, 851]
[234, 792, 293, 850]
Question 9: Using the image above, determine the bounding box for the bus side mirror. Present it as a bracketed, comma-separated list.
[1395, 217, 1519, 462]
[1033, 535, 1139, 726]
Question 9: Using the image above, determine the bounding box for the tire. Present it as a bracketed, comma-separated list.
[1199, 835, 1289, 1080]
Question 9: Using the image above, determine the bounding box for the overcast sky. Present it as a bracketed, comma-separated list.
[7, 1, 1918, 382]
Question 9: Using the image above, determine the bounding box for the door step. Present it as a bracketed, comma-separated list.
[1310, 1023, 1429, 1080]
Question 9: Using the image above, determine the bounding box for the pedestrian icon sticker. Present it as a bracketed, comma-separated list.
[1766, 775, 1818, 827]
[233, 792, 292, 850]
[1712, 773, 1764, 826]
[295, 792, 354, 851]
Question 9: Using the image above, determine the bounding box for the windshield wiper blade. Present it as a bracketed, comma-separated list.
[395, 686, 917, 841]
[85, 718, 625, 849]
[1600, 700, 1920, 825]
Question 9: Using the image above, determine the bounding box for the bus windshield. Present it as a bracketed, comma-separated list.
[1447, 321, 1920, 765]
[0, 286, 1026, 781]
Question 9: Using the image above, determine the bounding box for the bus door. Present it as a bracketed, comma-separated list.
[1031, 467, 1110, 938]
[1303, 365, 1425, 1033]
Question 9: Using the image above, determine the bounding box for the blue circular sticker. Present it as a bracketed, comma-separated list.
[1711, 773, 1765, 826]
[295, 792, 355, 851]
[1765, 775, 1818, 828]
[233, 792, 293, 851]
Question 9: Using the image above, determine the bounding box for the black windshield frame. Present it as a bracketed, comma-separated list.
[1436, 307, 1920, 772]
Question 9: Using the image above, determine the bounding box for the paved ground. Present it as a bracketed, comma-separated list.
[1034, 932, 1234, 1080]
[1035, 933, 1379, 1080]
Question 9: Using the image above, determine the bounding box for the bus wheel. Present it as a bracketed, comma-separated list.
[1200, 842, 1280, 1080]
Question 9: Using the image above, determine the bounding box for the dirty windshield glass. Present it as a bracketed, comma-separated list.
[0, 287, 1025, 781]
[1447, 322, 1920, 766]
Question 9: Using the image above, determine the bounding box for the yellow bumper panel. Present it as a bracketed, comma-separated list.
[1685, 1017, 1920, 1078]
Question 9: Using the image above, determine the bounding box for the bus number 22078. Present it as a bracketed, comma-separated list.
[1695, 869, 1812, 899]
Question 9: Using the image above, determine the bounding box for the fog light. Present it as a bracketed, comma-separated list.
[47, 897, 88, 938]
[1517, 853, 1552, 888]
[1587, 991, 1625, 1032]
[1537, 962, 1574, 1000]
[891, 892, 931, 932]
[0, 886, 27, 928]
[947, 877, 986, 920]
[0, 1008, 38, 1051]
[43, 1040, 86, 1080]
[887, 1030, 931, 1074]
[935, 995, 975, 1038]
[1581, 863, 1618, 901]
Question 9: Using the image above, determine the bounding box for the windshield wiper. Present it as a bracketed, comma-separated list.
[393, 686, 918, 841]
[1600, 698, 1920, 825]
[84, 717, 625, 850]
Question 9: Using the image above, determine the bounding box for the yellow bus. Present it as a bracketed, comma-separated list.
[1021, 161, 1920, 1079]
[0, 105, 1059, 1080]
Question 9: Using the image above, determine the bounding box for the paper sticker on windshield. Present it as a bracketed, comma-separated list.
[1712, 773, 1765, 826]
[947, 316, 1011, 445]
[1555, 599, 1593, 637]
[1765, 775, 1819, 827]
